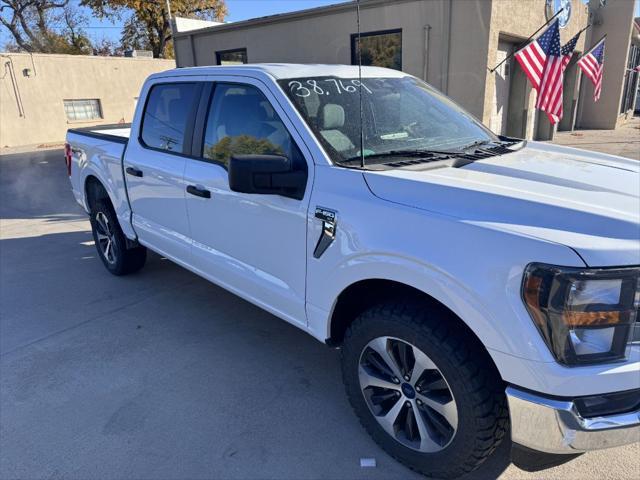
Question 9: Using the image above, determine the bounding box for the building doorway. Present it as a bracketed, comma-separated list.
[558, 53, 581, 131]
[490, 41, 512, 135]
[506, 53, 533, 139]
[492, 37, 535, 139]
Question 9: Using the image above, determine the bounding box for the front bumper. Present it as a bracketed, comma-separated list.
[506, 386, 640, 454]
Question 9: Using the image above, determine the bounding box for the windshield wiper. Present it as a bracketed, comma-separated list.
[459, 139, 492, 151]
[342, 141, 519, 168]
[346, 149, 457, 163]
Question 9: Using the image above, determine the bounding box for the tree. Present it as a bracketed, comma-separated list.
[91, 36, 123, 56]
[81, 0, 227, 58]
[205, 135, 284, 168]
[0, 0, 92, 54]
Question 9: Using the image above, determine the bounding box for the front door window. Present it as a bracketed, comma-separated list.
[202, 83, 296, 168]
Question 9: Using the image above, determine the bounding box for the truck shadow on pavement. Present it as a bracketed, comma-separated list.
[1, 148, 514, 479]
[0, 226, 513, 479]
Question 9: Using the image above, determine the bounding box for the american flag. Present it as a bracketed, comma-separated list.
[578, 37, 606, 102]
[514, 20, 568, 124]
[543, 32, 581, 124]
[514, 19, 560, 90]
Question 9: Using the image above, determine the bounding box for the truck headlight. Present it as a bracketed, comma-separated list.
[522, 263, 639, 366]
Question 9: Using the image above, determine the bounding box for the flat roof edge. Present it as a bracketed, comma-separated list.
[0, 52, 175, 62]
[173, 0, 416, 39]
[145, 63, 408, 80]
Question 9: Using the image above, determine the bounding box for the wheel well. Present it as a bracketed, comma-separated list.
[328, 279, 504, 382]
[84, 175, 109, 211]
[328, 279, 490, 355]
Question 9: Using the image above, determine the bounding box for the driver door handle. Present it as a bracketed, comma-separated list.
[187, 185, 211, 199]
[125, 166, 143, 177]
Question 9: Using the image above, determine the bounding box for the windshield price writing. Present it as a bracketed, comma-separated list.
[288, 78, 372, 97]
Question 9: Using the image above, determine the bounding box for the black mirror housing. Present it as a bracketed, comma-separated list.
[228, 154, 306, 200]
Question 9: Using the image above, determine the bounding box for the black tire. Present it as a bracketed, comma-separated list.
[341, 300, 508, 479]
[89, 198, 146, 276]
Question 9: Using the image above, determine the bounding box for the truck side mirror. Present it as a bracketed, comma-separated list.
[228, 154, 306, 200]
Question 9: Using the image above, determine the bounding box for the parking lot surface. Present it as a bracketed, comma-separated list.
[1, 148, 638, 479]
[552, 116, 640, 160]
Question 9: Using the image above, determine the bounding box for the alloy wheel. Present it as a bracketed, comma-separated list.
[95, 211, 117, 264]
[358, 336, 458, 452]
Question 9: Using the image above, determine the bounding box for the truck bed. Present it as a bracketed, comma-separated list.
[67, 123, 131, 144]
[66, 124, 134, 239]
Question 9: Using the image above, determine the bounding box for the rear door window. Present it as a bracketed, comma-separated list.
[140, 83, 200, 154]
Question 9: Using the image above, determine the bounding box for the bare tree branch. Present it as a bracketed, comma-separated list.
[0, 0, 92, 53]
[81, 0, 227, 58]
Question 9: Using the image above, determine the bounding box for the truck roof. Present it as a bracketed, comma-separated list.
[149, 63, 409, 81]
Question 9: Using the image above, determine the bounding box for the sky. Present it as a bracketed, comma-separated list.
[1, 0, 639, 49]
[0, 1, 352, 47]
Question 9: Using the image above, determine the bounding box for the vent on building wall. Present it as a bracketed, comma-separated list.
[124, 50, 154, 58]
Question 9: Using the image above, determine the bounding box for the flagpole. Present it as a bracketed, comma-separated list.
[573, 24, 592, 41]
[581, 33, 607, 57]
[488, 8, 564, 73]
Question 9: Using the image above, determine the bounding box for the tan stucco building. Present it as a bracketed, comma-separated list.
[0, 53, 174, 148]
[173, 0, 638, 141]
[578, 0, 640, 130]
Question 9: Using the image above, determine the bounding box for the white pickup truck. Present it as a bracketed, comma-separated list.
[66, 64, 639, 478]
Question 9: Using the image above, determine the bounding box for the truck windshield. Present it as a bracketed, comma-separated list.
[279, 76, 498, 166]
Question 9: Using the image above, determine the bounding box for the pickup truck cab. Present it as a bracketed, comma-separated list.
[66, 64, 640, 478]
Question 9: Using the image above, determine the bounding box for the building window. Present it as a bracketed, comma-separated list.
[620, 44, 639, 114]
[351, 29, 402, 71]
[63, 99, 102, 121]
[216, 48, 248, 65]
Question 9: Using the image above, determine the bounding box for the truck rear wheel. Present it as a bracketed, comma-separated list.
[90, 199, 146, 276]
[341, 301, 508, 479]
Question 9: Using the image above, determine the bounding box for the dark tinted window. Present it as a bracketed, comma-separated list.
[202, 84, 295, 167]
[351, 30, 402, 71]
[141, 83, 199, 153]
[216, 49, 247, 65]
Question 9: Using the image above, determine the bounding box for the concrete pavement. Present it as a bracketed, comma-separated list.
[552, 116, 640, 160]
[1, 148, 638, 480]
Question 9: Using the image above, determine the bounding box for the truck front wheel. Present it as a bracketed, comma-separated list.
[341, 301, 508, 479]
[90, 199, 146, 276]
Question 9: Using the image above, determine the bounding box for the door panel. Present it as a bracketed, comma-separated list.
[125, 81, 201, 260]
[185, 161, 308, 324]
[125, 150, 190, 259]
[184, 79, 311, 326]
